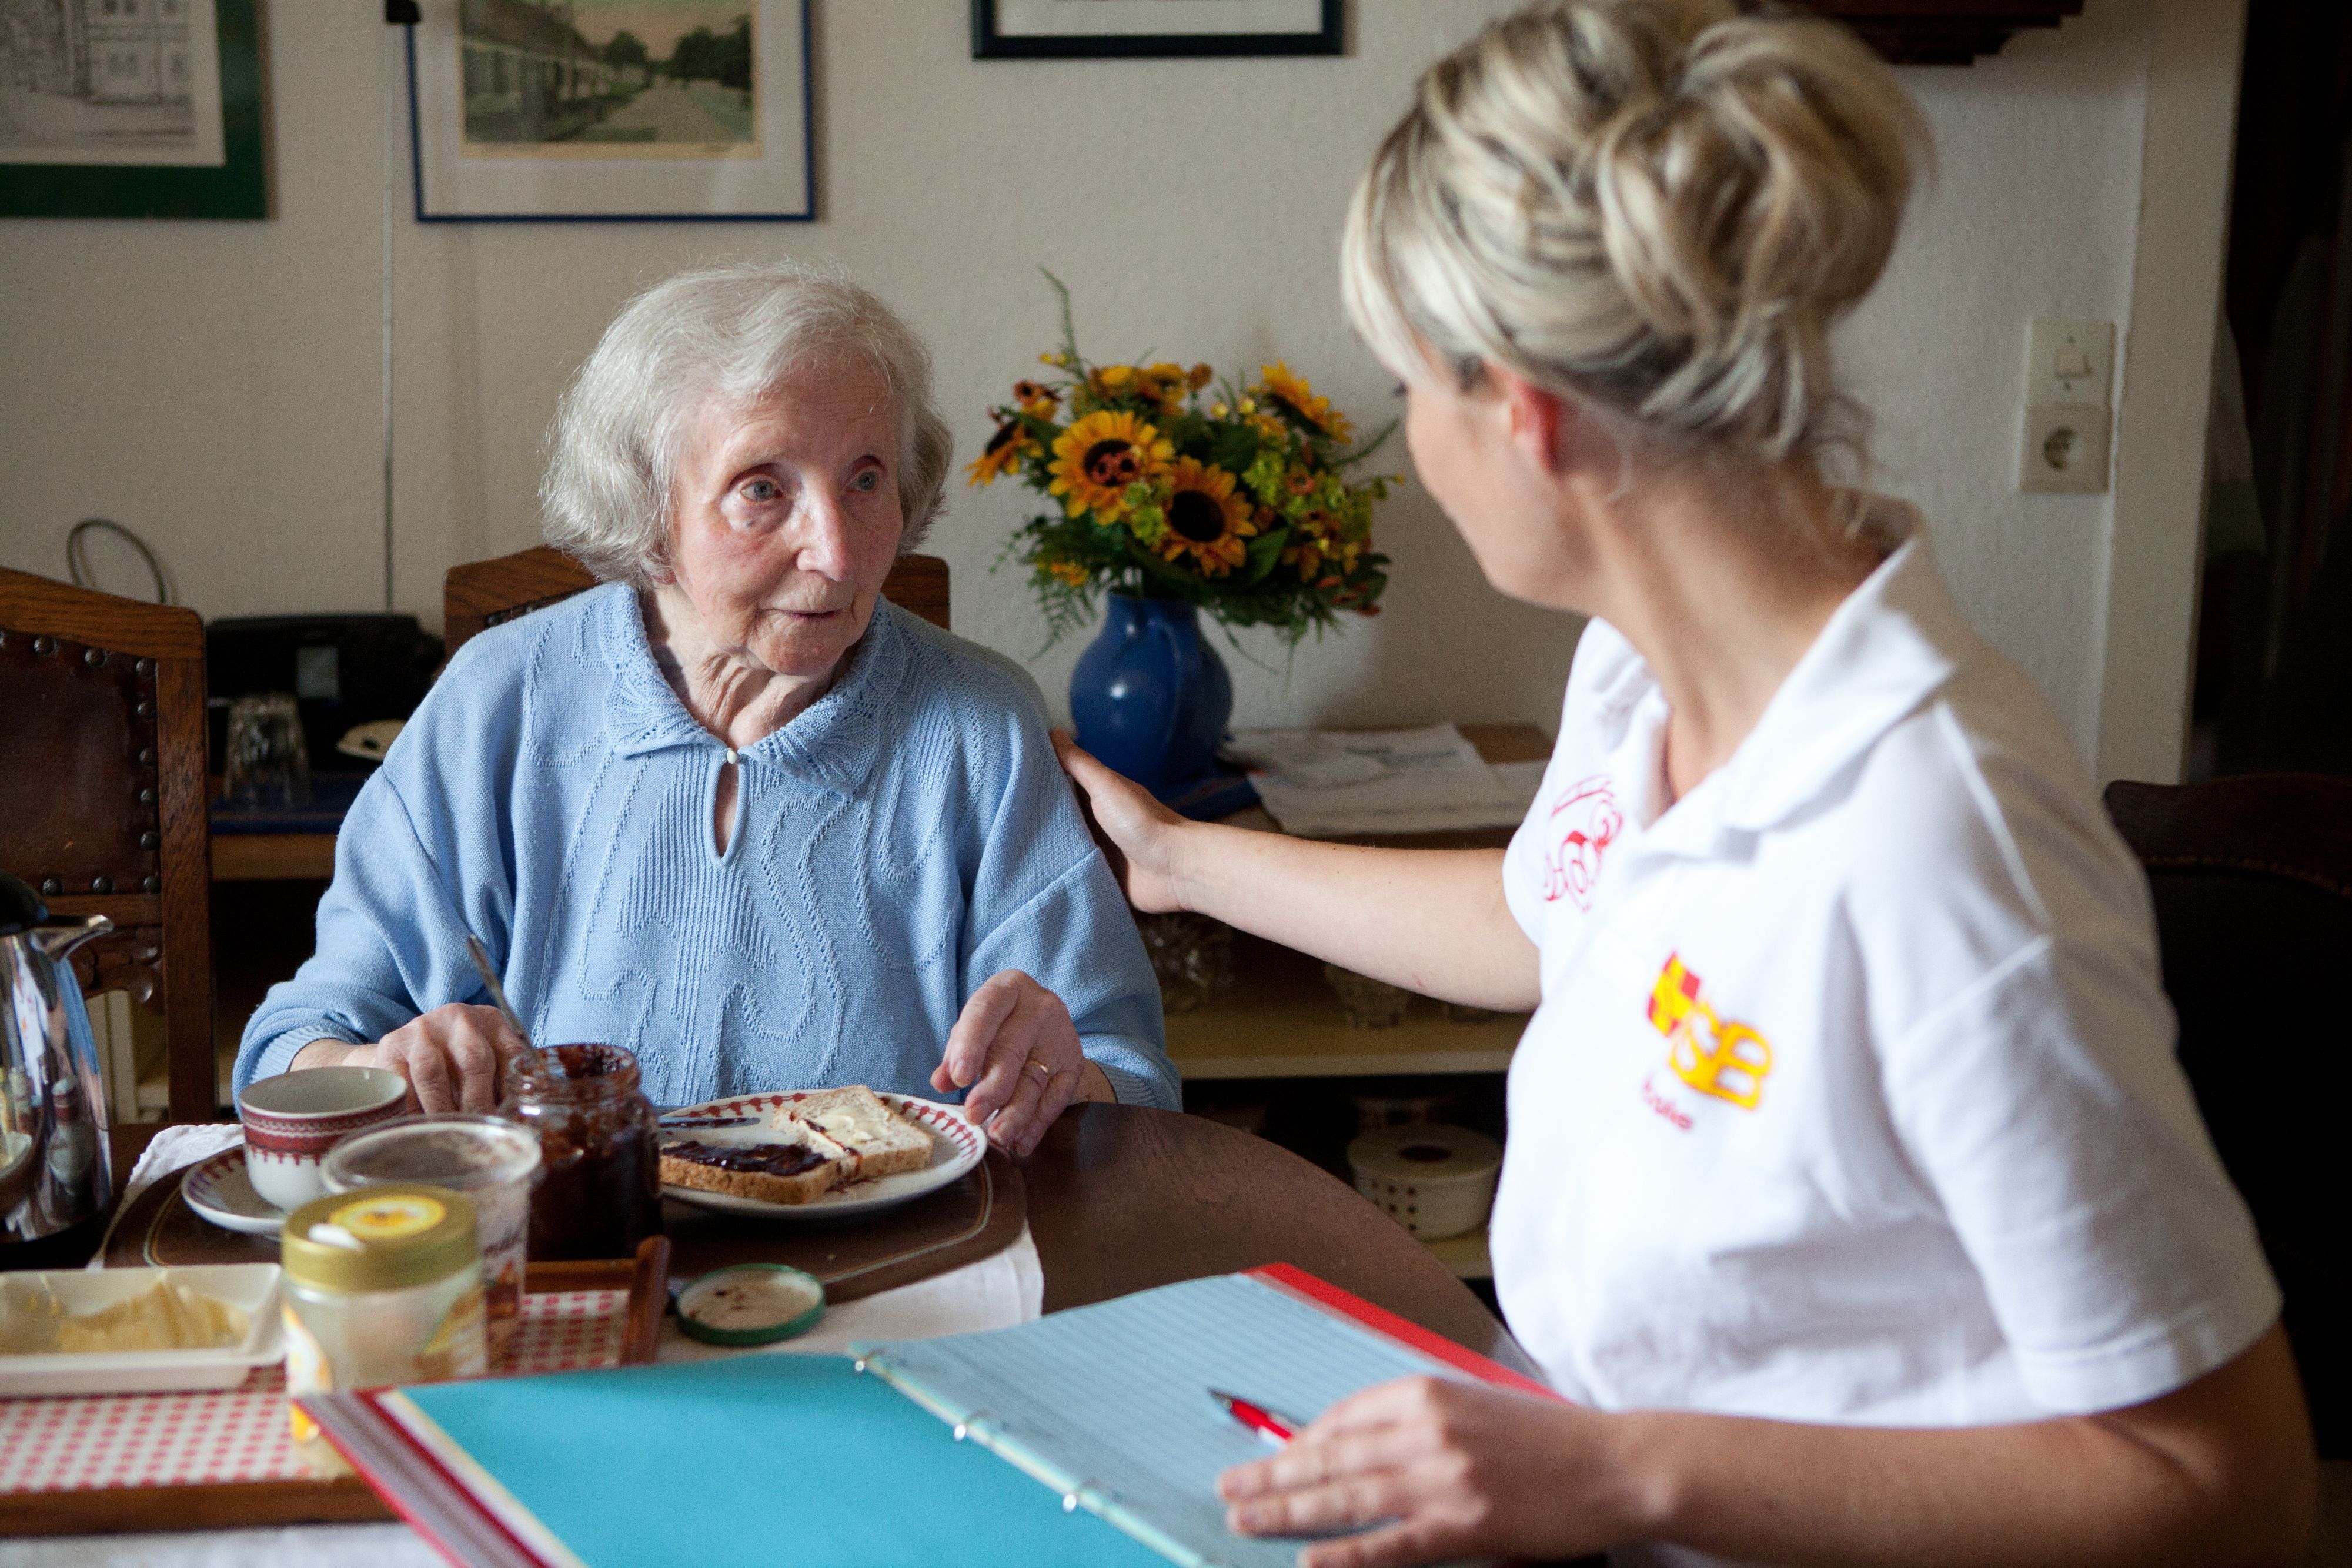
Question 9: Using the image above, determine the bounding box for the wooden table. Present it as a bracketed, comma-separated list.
[61, 1106, 1529, 1537]
[102, 1109, 1523, 1373]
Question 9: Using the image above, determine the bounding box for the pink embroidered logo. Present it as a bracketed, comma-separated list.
[1541, 775, 1622, 910]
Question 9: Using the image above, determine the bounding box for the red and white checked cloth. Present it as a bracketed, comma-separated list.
[0, 1288, 627, 1495]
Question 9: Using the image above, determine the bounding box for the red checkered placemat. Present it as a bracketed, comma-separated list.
[0, 1288, 628, 1495]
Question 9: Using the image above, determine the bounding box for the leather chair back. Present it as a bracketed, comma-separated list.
[2106, 774, 2352, 1455]
[0, 567, 216, 1124]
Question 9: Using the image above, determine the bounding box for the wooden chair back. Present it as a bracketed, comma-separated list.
[0, 567, 216, 1125]
[443, 546, 950, 658]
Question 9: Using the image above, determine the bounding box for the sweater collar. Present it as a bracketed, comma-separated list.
[600, 584, 911, 796]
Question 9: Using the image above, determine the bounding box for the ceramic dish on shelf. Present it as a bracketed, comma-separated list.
[658, 1091, 984, 1221]
[0, 1264, 285, 1396]
[181, 1147, 289, 1237]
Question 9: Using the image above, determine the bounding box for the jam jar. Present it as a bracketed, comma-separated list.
[496, 1044, 662, 1261]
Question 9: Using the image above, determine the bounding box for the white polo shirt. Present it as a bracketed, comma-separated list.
[1492, 513, 2278, 1476]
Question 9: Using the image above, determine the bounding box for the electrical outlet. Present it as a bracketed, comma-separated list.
[2019, 403, 2112, 494]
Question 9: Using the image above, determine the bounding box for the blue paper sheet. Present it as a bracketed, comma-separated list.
[399, 1353, 1167, 1568]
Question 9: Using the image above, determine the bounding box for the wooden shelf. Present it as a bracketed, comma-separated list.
[1167, 722, 1546, 1082]
[1164, 938, 1526, 1081]
[1423, 1226, 1492, 1282]
[211, 833, 335, 882]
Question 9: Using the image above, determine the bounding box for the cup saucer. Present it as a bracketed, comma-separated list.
[181, 1148, 288, 1237]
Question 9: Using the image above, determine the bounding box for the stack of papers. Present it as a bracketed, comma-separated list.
[1225, 724, 1546, 838]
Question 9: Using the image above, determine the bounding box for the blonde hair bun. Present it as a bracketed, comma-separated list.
[1344, 0, 1928, 464]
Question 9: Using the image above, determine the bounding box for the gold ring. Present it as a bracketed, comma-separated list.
[1025, 1059, 1053, 1082]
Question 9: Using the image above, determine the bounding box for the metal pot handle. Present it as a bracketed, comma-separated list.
[33, 914, 113, 965]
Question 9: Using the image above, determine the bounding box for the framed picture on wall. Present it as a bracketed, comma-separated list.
[405, 0, 812, 222]
[0, 0, 268, 220]
[972, 0, 1342, 59]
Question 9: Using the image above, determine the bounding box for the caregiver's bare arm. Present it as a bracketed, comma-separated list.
[1055, 733, 1539, 1012]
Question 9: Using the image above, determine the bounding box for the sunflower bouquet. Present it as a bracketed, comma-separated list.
[970, 278, 1397, 649]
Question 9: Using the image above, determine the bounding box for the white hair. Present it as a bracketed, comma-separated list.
[1342, 0, 1927, 472]
[541, 260, 955, 586]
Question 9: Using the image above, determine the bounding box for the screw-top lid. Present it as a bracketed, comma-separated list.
[280, 1185, 480, 1293]
[0, 871, 46, 937]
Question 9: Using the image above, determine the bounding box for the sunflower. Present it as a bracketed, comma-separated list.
[1013, 379, 1060, 417]
[965, 420, 1038, 487]
[1157, 457, 1256, 576]
[1042, 559, 1090, 588]
[1257, 361, 1354, 443]
[1132, 362, 1192, 413]
[1048, 409, 1172, 520]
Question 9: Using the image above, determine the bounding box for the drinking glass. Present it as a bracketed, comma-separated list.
[223, 692, 312, 809]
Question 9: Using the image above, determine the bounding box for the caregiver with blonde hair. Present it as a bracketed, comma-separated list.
[1057, 2, 2317, 1564]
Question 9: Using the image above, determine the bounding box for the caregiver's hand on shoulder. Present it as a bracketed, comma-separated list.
[291, 1003, 523, 1114]
[1218, 1376, 1632, 1568]
[931, 969, 1110, 1156]
[1052, 730, 1188, 914]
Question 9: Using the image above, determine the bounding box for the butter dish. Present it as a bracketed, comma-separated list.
[0, 1264, 285, 1396]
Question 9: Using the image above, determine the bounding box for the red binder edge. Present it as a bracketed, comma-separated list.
[1245, 1262, 1561, 1402]
[299, 1388, 557, 1568]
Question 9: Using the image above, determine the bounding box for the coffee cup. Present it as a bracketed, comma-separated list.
[236, 1066, 410, 1213]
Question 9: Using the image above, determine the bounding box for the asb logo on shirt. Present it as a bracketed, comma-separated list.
[1541, 775, 1623, 911]
[1646, 953, 1773, 1111]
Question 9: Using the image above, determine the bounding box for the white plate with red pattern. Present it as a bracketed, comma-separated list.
[656, 1091, 985, 1221]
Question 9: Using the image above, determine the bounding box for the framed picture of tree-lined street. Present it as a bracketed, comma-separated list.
[406, 0, 811, 221]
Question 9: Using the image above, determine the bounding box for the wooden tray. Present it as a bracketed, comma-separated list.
[661, 1146, 1025, 1300]
[0, 1240, 667, 1538]
[107, 1145, 1028, 1306]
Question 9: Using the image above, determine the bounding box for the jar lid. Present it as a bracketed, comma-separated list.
[282, 1185, 480, 1293]
[674, 1264, 826, 1346]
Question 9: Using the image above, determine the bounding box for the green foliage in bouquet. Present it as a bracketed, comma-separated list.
[968, 275, 1399, 649]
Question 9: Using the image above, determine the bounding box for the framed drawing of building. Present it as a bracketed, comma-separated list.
[406, 0, 812, 222]
[0, 0, 268, 219]
[972, 0, 1341, 59]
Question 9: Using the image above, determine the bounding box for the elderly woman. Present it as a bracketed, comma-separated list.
[234, 262, 1177, 1152]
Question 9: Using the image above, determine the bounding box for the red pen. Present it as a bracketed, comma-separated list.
[1210, 1388, 1301, 1446]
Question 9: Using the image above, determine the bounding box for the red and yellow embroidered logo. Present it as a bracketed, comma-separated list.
[1646, 953, 1772, 1111]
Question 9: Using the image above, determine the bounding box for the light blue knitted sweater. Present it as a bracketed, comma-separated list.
[233, 584, 1177, 1111]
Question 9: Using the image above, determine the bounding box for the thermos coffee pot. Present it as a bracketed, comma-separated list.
[1, 868, 116, 1256]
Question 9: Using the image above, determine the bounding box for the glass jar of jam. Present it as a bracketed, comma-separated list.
[496, 1043, 662, 1261]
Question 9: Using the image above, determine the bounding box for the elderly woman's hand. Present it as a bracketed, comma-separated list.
[930, 969, 1112, 1155]
[292, 1003, 525, 1115]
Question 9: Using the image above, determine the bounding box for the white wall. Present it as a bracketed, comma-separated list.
[0, 0, 2160, 753]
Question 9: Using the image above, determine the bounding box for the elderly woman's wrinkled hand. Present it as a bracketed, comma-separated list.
[299, 1003, 526, 1115]
[930, 969, 1104, 1155]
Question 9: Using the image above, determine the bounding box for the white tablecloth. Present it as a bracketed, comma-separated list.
[8, 1124, 1043, 1566]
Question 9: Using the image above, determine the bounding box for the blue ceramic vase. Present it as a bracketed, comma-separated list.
[1070, 594, 1232, 798]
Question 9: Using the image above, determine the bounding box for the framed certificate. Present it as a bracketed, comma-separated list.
[405, 0, 813, 223]
[973, 0, 1342, 59]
